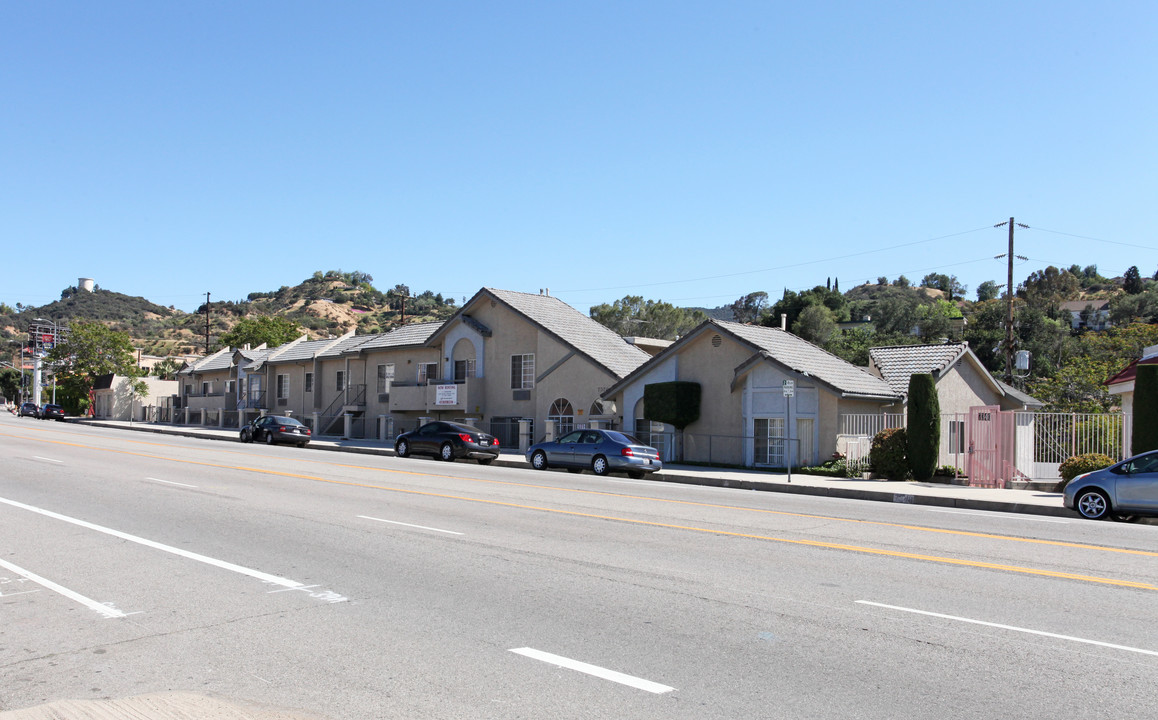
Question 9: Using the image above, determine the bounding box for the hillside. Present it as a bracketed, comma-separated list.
[0, 271, 457, 357]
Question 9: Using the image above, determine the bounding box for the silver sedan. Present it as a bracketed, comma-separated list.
[526, 429, 662, 479]
[1063, 449, 1158, 520]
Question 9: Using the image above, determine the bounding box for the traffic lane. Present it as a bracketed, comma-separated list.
[4, 463, 1157, 718]
[8, 430, 1158, 604]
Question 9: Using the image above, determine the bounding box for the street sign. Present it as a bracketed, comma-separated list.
[782, 379, 795, 397]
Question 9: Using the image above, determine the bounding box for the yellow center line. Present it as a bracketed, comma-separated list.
[4, 428, 1157, 591]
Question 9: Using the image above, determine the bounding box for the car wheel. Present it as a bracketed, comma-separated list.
[592, 455, 610, 476]
[1075, 489, 1111, 520]
[396, 439, 410, 458]
[628, 471, 645, 479]
[477, 457, 494, 466]
[531, 450, 548, 470]
[265, 433, 275, 445]
[298, 442, 307, 449]
[440, 443, 455, 462]
[240, 430, 251, 443]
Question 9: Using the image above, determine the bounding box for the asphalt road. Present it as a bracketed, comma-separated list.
[2, 413, 1157, 719]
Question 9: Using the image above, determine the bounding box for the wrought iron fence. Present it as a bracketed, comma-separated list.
[839, 413, 905, 437]
[1026, 412, 1131, 464]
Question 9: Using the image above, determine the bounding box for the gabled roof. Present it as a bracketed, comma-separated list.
[1060, 299, 1110, 313]
[868, 343, 972, 395]
[433, 288, 650, 379]
[995, 380, 1045, 409]
[263, 332, 355, 364]
[603, 319, 899, 401]
[349, 322, 442, 352]
[179, 347, 231, 375]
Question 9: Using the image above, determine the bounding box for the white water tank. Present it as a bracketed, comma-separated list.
[78, 278, 95, 292]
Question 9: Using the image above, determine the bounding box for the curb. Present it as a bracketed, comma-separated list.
[70, 419, 1075, 519]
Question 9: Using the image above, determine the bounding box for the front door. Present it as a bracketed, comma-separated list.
[967, 405, 1002, 488]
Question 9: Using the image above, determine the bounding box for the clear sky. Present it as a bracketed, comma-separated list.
[3, 2, 1156, 316]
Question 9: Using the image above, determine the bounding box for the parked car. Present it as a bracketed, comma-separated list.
[40, 404, 66, 421]
[394, 421, 500, 464]
[18, 402, 40, 418]
[527, 429, 662, 479]
[240, 415, 312, 447]
[1063, 449, 1158, 520]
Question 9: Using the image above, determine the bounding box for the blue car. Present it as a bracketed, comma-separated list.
[1063, 449, 1158, 520]
[527, 429, 662, 479]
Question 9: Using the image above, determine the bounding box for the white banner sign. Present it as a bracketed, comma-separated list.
[435, 384, 459, 406]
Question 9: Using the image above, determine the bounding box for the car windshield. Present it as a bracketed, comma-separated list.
[274, 418, 304, 427]
[607, 431, 641, 445]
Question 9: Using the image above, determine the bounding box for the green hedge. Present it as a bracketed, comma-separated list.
[906, 374, 940, 481]
[871, 427, 909, 480]
[1132, 364, 1158, 455]
[643, 382, 701, 429]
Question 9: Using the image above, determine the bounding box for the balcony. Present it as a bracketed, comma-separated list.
[389, 377, 485, 414]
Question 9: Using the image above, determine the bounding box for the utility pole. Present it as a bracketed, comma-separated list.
[994, 218, 1028, 383]
[205, 291, 211, 354]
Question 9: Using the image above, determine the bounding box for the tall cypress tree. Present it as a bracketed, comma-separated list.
[1132, 364, 1158, 455]
[906, 373, 940, 481]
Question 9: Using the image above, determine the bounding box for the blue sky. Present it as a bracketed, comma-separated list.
[3, 2, 1156, 316]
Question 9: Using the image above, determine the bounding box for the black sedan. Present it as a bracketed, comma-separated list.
[18, 402, 39, 418]
[40, 403, 66, 421]
[240, 415, 312, 447]
[526, 429, 662, 479]
[394, 421, 500, 464]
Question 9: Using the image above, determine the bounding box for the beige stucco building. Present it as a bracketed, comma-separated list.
[92, 374, 179, 422]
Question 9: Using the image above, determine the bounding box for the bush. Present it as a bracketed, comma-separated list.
[1058, 453, 1114, 483]
[935, 465, 963, 477]
[870, 427, 909, 480]
[906, 374, 940, 481]
[1132, 364, 1158, 455]
[798, 454, 855, 478]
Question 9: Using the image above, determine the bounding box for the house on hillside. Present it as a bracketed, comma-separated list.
[1060, 299, 1111, 331]
[601, 319, 902, 468]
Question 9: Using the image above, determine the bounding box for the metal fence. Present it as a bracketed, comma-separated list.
[840, 413, 906, 436]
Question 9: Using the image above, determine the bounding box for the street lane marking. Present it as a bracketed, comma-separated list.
[33, 456, 63, 463]
[510, 647, 674, 694]
[147, 477, 198, 488]
[358, 515, 463, 535]
[925, 509, 1069, 523]
[0, 557, 126, 619]
[857, 601, 1158, 657]
[0, 495, 303, 589]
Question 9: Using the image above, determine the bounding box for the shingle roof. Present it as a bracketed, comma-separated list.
[351, 322, 441, 351]
[316, 334, 373, 359]
[868, 343, 969, 394]
[484, 288, 650, 378]
[717, 320, 899, 399]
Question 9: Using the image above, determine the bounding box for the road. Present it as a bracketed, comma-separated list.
[2, 413, 1156, 719]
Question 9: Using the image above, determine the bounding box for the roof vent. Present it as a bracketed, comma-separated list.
[712, 335, 722, 348]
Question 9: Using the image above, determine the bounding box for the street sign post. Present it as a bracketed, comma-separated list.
[783, 380, 795, 482]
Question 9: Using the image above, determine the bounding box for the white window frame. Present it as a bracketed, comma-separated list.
[511, 354, 535, 389]
[754, 417, 786, 466]
[377, 363, 395, 393]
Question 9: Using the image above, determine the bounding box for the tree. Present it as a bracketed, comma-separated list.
[906, 374, 940, 481]
[1026, 356, 1117, 413]
[976, 280, 1000, 302]
[218, 316, 302, 350]
[892, 276, 911, 288]
[1021, 266, 1080, 312]
[151, 357, 186, 380]
[46, 320, 146, 414]
[1133, 365, 1158, 455]
[589, 296, 707, 340]
[1123, 266, 1145, 295]
[1109, 289, 1158, 325]
[764, 286, 847, 331]
[793, 305, 837, 345]
[914, 299, 962, 341]
[729, 292, 769, 324]
[920, 273, 966, 301]
[0, 367, 20, 401]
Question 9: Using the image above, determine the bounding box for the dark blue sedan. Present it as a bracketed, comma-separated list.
[527, 429, 662, 479]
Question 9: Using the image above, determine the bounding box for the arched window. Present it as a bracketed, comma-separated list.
[548, 398, 575, 436]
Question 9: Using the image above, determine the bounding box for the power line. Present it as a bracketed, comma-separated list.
[1032, 226, 1158, 252]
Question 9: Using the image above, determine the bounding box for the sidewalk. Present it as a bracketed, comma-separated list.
[71, 418, 1073, 518]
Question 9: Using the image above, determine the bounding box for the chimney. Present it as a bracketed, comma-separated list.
[781, 313, 787, 331]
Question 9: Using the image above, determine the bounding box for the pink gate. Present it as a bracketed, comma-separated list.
[967, 405, 1003, 488]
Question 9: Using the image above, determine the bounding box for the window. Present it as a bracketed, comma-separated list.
[276, 374, 289, 400]
[380, 364, 396, 393]
[454, 359, 476, 381]
[336, 371, 345, 392]
[754, 418, 786, 466]
[201, 382, 209, 396]
[947, 420, 965, 454]
[511, 354, 534, 389]
[304, 372, 314, 393]
[225, 380, 236, 394]
[185, 384, 192, 397]
[548, 398, 575, 435]
[417, 362, 438, 383]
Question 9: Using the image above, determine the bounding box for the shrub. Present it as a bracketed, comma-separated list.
[870, 427, 909, 480]
[1058, 453, 1114, 483]
[906, 374, 940, 481]
[1132, 365, 1158, 455]
[642, 382, 701, 429]
[935, 465, 962, 477]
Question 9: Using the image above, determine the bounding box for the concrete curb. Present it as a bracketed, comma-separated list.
[70, 419, 1075, 519]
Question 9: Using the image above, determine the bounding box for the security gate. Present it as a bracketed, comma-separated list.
[967, 405, 1003, 488]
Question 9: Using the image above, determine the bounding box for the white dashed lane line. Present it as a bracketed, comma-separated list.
[358, 515, 464, 535]
[510, 647, 675, 694]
